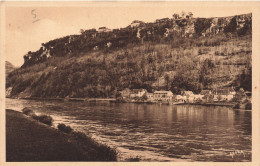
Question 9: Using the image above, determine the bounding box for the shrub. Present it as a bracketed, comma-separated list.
[245, 102, 252, 110]
[32, 114, 53, 126]
[95, 144, 118, 161]
[70, 130, 117, 161]
[233, 103, 240, 109]
[31, 113, 38, 119]
[72, 131, 87, 140]
[22, 107, 34, 115]
[58, 123, 73, 133]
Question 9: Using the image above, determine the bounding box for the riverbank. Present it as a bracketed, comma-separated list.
[6, 109, 117, 161]
[8, 96, 250, 110]
[13, 97, 117, 102]
[177, 102, 234, 107]
[119, 100, 236, 107]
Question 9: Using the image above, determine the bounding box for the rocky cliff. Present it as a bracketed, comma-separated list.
[6, 13, 252, 98]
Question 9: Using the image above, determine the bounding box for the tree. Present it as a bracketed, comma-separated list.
[232, 67, 252, 92]
[217, 95, 222, 101]
[199, 59, 215, 88]
[164, 74, 170, 90]
[141, 93, 148, 101]
[80, 29, 85, 34]
[181, 11, 186, 18]
[23, 55, 29, 61]
[188, 12, 193, 18]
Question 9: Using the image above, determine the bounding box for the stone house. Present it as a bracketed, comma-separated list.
[193, 94, 204, 102]
[155, 18, 170, 23]
[182, 91, 194, 96]
[130, 20, 144, 28]
[146, 93, 155, 102]
[120, 88, 131, 99]
[200, 90, 213, 101]
[175, 95, 186, 102]
[153, 91, 173, 102]
[181, 91, 195, 103]
[212, 87, 236, 101]
[130, 89, 147, 99]
[98, 27, 112, 33]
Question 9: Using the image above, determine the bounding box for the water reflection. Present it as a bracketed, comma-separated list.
[6, 98, 251, 161]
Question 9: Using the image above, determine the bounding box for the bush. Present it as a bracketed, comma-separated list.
[32, 114, 53, 126]
[72, 131, 87, 140]
[245, 102, 252, 110]
[58, 123, 73, 133]
[233, 103, 240, 109]
[95, 144, 118, 161]
[70, 130, 117, 161]
[22, 107, 34, 115]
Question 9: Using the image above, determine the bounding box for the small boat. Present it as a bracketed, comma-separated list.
[172, 101, 185, 105]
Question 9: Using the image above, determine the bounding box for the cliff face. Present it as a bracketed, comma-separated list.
[21, 13, 252, 68]
[6, 13, 252, 98]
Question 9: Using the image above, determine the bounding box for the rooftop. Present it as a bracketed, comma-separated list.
[154, 91, 173, 94]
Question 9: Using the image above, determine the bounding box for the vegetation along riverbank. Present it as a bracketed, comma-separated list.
[6, 109, 117, 161]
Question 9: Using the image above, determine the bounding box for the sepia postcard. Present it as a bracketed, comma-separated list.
[0, 1, 260, 166]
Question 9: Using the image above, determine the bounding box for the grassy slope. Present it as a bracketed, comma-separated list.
[6, 109, 117, 161]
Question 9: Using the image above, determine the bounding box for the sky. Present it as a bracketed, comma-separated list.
[5, 3, 253, 67]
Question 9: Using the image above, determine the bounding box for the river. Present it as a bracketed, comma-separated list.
[6, 98, 251, 161]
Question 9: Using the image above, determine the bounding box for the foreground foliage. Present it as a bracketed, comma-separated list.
[7, 109, 117, 161]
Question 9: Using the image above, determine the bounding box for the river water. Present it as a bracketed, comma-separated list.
[6, 98, 251, 161]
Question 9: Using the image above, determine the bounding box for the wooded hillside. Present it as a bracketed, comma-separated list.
[6, 13, 252, 98]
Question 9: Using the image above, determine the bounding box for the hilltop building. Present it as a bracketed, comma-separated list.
[130, 20, 144, 27]
[98, 27, 112, 33]
[155, 18, 170, 23]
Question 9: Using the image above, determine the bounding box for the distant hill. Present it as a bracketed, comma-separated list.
[5, 61, 16, 77]
[6, 13, 252, 98]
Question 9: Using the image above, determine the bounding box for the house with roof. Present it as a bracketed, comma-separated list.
[130, 20, 144, 28]
[200, 90, 213, 102]
[153, 91, 173, 102]
[200, 90, 212, 95]
[182, 91, 194, 96]
[180, 91, 194, 102]
[146, 93, 155, 102]
[155, 18, 170, 23]
[98, 27, 112, 33]
[212, 87, 236, 101]
[129, 89, 147, 99]
[119, 88, 131, 99]
[193, 94, 204, 102]
[175, 95, 186, 102]
[173, 13, 180, 20]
